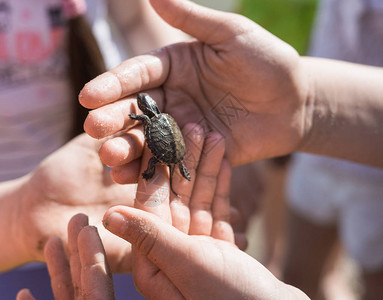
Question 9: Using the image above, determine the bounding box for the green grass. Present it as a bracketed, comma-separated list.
[239, 0, 318, 55]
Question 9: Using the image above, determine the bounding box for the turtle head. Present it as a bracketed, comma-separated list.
[137, 93, 160, 118]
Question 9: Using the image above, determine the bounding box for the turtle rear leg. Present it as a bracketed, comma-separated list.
[179, 161, 191, 181]
[142, 156, 159, 180]
[168, 164, 181, 198]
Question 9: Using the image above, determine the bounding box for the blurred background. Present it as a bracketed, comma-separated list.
[196, 0, 318, 55]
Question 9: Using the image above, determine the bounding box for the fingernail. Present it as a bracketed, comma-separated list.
[24, 289, 32, 295]
[103, 212, 127, 232]
[17, 288, 33, 299]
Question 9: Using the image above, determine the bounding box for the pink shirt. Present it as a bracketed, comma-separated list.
[0, 0, 73, 180]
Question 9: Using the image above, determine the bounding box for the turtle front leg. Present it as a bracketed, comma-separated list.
[178, 161, 191, 181]
[142, 156, 159, 180]
[129, 113, 151, 124]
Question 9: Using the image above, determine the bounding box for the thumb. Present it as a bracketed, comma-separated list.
[149, 0, 247, 44]
[103, 206, 192, 272]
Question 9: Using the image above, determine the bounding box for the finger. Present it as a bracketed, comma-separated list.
[149, 0, 246, 44]
[78, 226, 115, 300]
[135, 146, 172, 223]
[83, 96, 138, 138]
[234, 233, 248, 251]
[110, 158, 141, 184]
[104, 207, 292, 300]
[79, 54, 169, 109]
[104, 206, 191, 275]
[99, 126, 145, 167]
[230, 206, 241, 226]
[188, 132, 225, 235]
[104, 207, 187, 299]
[133, 145, 179, 300]
[16, 289, 36, 300]
[83, 89, 164, 138]
[211, 159, 235, 243]
[68, 214, 89, 298]
[169, 123, 204, 233]
[44, 237, 74, 300]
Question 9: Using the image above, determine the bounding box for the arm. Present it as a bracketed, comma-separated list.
[300, 57, 383, 166]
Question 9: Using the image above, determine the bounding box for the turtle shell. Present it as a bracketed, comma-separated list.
[145, 113, 186, 164]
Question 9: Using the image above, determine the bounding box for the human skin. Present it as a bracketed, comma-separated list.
[16, 146, 308, 300]
[17, 122, 245, 300]
[109, 0, 188, 55]
[17, 207, 308, 300]
[0, 0, 191, 274]
[80, 0, 383, 170]
[0, 122, 244, 274]
[16, 214, 115, 300]
[0, 134, 137, 272]
[104, 206, 309, 300]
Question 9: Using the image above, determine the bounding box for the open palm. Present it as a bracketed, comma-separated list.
[17, 134, 136, 272]
[80, 0, 310, 168]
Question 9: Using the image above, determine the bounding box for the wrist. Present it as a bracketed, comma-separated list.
[0, 175, 32, 271]
[295, 56, 322, 154]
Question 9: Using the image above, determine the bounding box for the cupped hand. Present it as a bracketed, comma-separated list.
[17, 134, 137, 272]
[80, 0, 311, 167]
[103, 207, 309, 300]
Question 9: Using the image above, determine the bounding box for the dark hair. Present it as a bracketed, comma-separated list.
[67, 14, 106, 137]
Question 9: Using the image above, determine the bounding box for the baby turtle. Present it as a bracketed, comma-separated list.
[129, 93, 191, 197]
